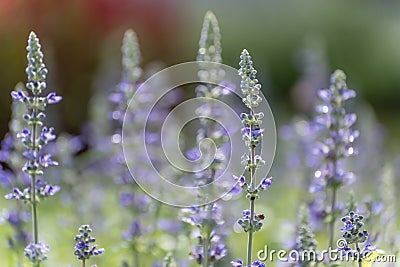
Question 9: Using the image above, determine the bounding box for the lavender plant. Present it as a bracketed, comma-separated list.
[5, 31, 62, 267]
[309, 70, 358, 248]
[230, 49, 272, 267]
[181, 204, 227, 266]
[181, 11, 230, 267]
[110, 29, 182, 267]
[337, 211, 376, 267]
[109, 29, 148, 267]
[74, 224, 105, 267]
[294, 205, 317, 267]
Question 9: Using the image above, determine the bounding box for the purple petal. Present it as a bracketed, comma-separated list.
[46, 92, 62, 104]
[258, 177, 273, 190]
[318, 89, 331, 102]
[11, 91, 27, 102]
[343, 113, 357, 128]
[342, 88, 356, 100]
[230, 259, 244, 267]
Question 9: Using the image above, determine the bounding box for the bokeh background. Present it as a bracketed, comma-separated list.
[1, 0, 399, 266]
[1, 0, 400, 143]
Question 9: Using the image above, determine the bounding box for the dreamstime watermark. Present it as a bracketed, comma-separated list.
[256, 239, 397, 263]
[122, 61, 277, 207]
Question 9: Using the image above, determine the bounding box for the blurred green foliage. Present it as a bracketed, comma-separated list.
[1, 1, 400, 140]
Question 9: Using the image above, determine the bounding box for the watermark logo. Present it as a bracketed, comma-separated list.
[122, 61, 276, 207]
[256, 239, 397, 263]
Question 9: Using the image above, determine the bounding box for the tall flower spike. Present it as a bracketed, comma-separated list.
[26, 32, 47, 95]
[239, 49, 262, 109]
[295, 205, 317, 266]
[310, 69, 358, 249]
[111, 30, 168, 267]
[6, 31, 62, 267]
[110, 29, 142, 129]
[122, 29, 142, 87]
[182, 12, 229, 267]
[74, 225, 105, 266]
[337, 211, 376, 266]
[232, 49, 272, 267]
[197, 11, 222, 63]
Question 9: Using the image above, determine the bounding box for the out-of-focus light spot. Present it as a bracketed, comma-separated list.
[112, 134, 121, 144]
[112, 111, 121, 120]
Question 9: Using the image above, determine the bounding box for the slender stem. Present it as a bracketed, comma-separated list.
[328, 102, 340, 250]
[31, 101, 39, 243]
[328, 187, 337, 249]
[31, 94, 40, 267]
[355, 243, 362, 267]
[133, 248, 139, 267]
[247, 198, 255, 266]
[203, 233, 210, 267]
[246, 114, 256, 267]
[202, 203, 213, 267]
[82, 259, 86, 267]
[31, 174, 38, 243]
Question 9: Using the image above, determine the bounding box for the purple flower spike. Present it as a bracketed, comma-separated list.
[24, 242, 49, 262]
[74, 225, 105, 261]
[258, 177, 273, 190]
[310, 70, 359, 192]
[46, 92, 62, 104]
[230, 259, 244, 267]
[11, 90, 27, 102]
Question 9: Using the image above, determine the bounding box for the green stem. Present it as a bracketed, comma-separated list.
[247, 115, 256, 267]
[247, 198, 255, 266]
[82, 259, 86, 267]
[31, 174, 38, 244]
[203, 234, 210, 267]
[202, 203, 213, 267]
[328, 187, 337, 249]
[133, 249, 139, 267]
[356, 243, 362, 267]
[31, 95, 40, 267]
